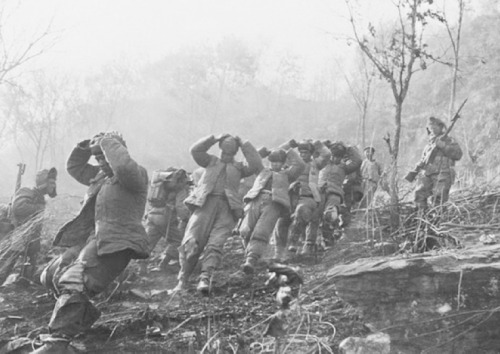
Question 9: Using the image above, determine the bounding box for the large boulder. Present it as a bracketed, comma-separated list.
[327, 244, 500, 353]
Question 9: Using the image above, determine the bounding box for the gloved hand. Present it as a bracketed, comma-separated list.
[215, 133, 231, 142]
[435, 137, 446, 149]
[77, 139, 91, 151]
[90, 131, 125, 153]
[258, 147, 270, 158]
[288, 139, 298, 148]
[89, 132, 105, 151]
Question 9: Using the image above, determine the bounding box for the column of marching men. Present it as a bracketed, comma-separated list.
[0, 116, 462, 352]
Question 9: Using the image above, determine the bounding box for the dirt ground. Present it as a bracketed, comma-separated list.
[0, 202, 387, 354]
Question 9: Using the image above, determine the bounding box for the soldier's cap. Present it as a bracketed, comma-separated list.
[268, 149, 287, 163]
[427, 116, 446, 128]
[329, 141, 347, 157]
[364, 146, 375, 153]
[219, 136, 238, 155]
[297, 140, 314, 153]
[36, 167, 57, 187]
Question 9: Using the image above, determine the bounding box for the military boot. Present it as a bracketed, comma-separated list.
[241, 256, 257, 275]
[30, 335, 77, 354]
[229, 259, 254, 286]
[287, 244, 298, 254]
[196, 275, 210, 296]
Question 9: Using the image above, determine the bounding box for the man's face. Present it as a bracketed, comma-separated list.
[364, 150, 373, 160]
[299, 150, 312, 163]
[270, 161, 284, 172]
[220, 151, 234, 164]
[95, 154, 114, 177]
[428, 122, 444, 136]
[46, 179, 57, 198]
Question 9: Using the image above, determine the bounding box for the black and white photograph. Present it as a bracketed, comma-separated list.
[0, 0, 498, 353]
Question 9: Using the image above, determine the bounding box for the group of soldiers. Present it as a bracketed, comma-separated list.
[0, 114, 461, 353]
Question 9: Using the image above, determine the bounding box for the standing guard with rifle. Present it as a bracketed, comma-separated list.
[405, 103, 465, 211]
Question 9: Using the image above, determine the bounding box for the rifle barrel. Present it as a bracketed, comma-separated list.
[445, 98, 468, 137]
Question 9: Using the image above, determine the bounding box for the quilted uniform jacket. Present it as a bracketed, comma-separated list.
[244, 147, 306, 211]
[53, 138, 149, 259]
[319, 145, 363, 197]
[184, 135, 263, 215]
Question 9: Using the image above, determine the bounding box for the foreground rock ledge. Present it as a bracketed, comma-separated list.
[327, 244, 500, 353]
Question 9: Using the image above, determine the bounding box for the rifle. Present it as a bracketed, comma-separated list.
[405, 98, 467, 183]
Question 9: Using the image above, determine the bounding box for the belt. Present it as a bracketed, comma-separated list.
[209, 193, 226, 198]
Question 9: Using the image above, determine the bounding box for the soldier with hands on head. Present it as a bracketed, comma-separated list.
[144, 167, 191, 272]
[229, 140, 306, 283]
[285, 139, 331, 256]
[174, 133, 262, 295]
[318, 141, 362, 244]
[35, 131, 149, 354]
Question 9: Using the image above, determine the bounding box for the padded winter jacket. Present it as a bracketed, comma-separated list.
[53, 138, 149, 259]
[184, 135, 262, 215]
[420, 134, 462, 177]
[11, 187, 46, 226]
[244, 147, 306, 211]
[319, 146, 362, 198]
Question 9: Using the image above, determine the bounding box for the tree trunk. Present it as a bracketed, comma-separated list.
[389, 101, 403, 227]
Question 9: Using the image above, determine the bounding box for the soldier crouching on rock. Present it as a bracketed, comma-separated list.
[33, 131, 149, 353]
[173, 134, 262, 295]
[3, 168, 57, 283]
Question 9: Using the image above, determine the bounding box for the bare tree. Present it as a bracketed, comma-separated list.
[443, 0, 466, 118]
[209, 38, 258, 131]
[345, 0, 441, 225]
[341, 50, 377, 148]
[441, 0, 477, 172]
[7, 73, 68, 170]
[0, 1, 56, 145]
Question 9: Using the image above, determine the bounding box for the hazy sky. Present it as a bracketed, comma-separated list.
[3, 0, 480, 79]
[8, 0, 395, 75]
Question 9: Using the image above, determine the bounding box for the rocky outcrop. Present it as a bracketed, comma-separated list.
[327, 244, 500, 353]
